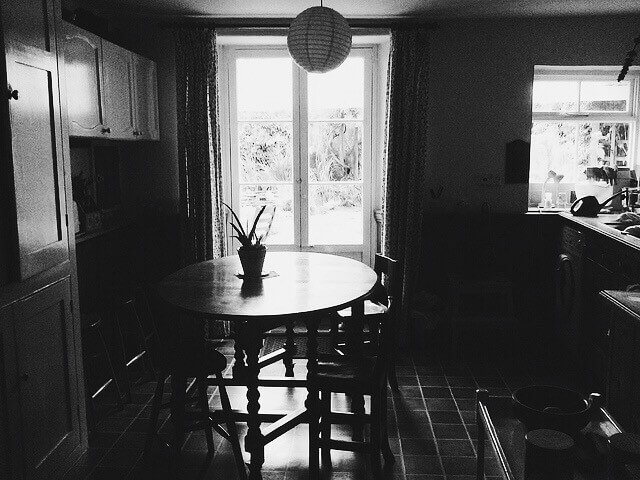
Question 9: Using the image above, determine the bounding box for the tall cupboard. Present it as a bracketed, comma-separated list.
[0, 0, 86, 478]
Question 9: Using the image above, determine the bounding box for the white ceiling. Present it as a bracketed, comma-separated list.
[88, 0, 640, 18]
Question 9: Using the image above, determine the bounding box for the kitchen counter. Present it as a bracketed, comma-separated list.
[560, 212, 640, 253]
[600, 289, 640, 319]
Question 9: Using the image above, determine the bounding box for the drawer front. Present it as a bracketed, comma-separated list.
[561, 225, 585, 257]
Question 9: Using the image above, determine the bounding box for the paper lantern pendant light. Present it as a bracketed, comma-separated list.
[287, 4, 352, 73]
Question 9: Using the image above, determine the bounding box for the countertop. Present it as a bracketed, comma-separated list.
[560, 212, 640, 253]
[600, 289, 640, 319]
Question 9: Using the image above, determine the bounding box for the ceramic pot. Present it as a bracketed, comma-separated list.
[238, 245, 267, 278]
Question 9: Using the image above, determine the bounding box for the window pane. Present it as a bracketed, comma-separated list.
[532, 81, 579, 112]
[239, 185, 293, 245]
[238, 122, 293, 182]
[309, 184, 362, 245]
[236, 57, 292, 120]
[580, 81, 630, 112]
[308, 57, 364, 120]
[529, 122, 578, 182]
[308, 122, 362, 182]
[577, 122, 631, 167]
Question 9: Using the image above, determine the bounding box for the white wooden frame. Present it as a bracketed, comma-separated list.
[531, 67, 640, 176]
[219, 43, 379, 264]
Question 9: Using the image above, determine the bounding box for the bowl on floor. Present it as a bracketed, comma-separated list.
[512, 385, 591, 434]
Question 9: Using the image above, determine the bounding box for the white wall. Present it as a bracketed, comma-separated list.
[426, 15, 640, 213]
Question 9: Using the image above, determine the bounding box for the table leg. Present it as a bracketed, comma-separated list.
[233, 323, 248, 379]
[283, 321, 296, 377]
[305, 316, 320, 478]
[244, 331, 264, 480]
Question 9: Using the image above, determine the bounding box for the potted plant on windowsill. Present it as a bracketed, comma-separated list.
[224, 203, 268, 278]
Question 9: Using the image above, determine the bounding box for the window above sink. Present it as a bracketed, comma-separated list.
[528, 67, 640, 210]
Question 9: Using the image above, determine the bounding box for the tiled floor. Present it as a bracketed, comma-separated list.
[63, 339, 576, 480]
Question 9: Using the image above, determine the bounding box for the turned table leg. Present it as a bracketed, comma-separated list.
[232, 322, 248, 379]
[283, 321, 296, 377]
[305, 316, 321, 478]
[244, 330, 264, 480]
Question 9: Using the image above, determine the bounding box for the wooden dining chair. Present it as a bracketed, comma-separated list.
[308, 254, 398, 478]
[332, 253, 400, 391]
[144, 302, 247, 479]
[81, 313, 125, 427]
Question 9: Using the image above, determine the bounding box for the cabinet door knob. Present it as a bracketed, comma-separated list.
[19, 373, 29, 382]
[6, 85, 18, 100]
[101, 127, 111, 134]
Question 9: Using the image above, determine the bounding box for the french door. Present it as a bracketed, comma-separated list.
[222, 46, 374, 262]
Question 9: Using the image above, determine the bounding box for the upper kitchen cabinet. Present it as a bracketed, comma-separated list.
[1, 1, 70, 281]
[61, 22, 160, 141]
[132, 53, 159, 140]
[101, 39, 136, 140]
[62, 23, 105, 137]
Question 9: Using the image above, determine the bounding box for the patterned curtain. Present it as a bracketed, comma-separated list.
[175, 27, 228, 336]
[175, 27, 226, 265]
[383, 27, 430, 345]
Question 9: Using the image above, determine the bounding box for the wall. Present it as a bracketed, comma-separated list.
[426, 15, 640, 213]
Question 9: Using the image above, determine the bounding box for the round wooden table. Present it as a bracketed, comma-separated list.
[157, 252, 377, 479]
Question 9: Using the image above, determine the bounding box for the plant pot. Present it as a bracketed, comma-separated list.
[238, 245, 267, 278]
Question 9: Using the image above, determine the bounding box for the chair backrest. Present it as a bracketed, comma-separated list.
[372, 253, 399, 385]
[372, 253, 400, 305]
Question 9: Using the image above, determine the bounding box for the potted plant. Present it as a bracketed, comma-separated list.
[224, 203, 268, 278]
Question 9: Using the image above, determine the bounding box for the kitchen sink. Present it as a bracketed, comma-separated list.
[602, 222, 630, 231]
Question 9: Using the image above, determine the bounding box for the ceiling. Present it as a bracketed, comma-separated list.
[86, 0, 640, 18]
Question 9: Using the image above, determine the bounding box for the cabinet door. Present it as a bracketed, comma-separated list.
[2, 5, 69, 280]
[133, 53, 159, 140]
[101, 40, 135, 140]
[1, 278, 82, 479]
[62, 23, 106, 137]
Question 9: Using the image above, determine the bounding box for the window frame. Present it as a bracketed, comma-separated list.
[529, 67, 640, 208]
[219, 42, 378, 261]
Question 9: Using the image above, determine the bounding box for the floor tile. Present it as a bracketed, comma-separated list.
[402, 455, 442, 475]
[431, 424, 468, 440]
[400, 438, 438, 455]
[436, 440, 474, 457]
[420, 387, 452, 398]
[428, 411, 462, 424]
[417, 376, 448, 387]
[425, 398, 457, 411]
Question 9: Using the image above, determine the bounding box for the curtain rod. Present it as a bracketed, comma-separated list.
[158, 17, 438, 30]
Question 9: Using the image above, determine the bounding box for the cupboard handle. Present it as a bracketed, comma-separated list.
[101, 127, 111, 134]
[6, 86, 18, 100]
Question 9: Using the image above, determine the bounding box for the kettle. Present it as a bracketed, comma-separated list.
[570, 190, 625, 217]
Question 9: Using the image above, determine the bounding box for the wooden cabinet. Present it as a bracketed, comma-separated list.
[61, 22, 159, 141]
[132, 53, 159, 140]
[1, 278, 82, 479]
[601, 290, 640, 433]
[0, 0, 86, 477]
[101, 39, 136, 140]
[62, 23, 106, 137]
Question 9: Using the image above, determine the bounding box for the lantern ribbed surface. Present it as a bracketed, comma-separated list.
[287, 6, 352, 73]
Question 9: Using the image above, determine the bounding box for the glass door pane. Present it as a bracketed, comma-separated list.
[236, 56, 294, 245]
[307, 57, 365, 245]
